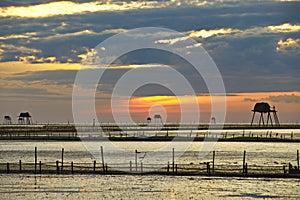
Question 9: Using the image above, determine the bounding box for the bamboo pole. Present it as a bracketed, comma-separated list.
[243, 150, 246, 174]
[61, 148, 64, 172]
[135, 150, 138, 172]
[71, 161, 74, 174]
[19, 160, 22, 172]
[297, 150, 299, 170]
[129, 161, 132, 173]
[172, 148, 175, 175]
[212, 151, 215, 174]
[34, 147, 37, 174]
[100, 146, 105, 174]
[6, 163, 9, 173]
[207, 162, 210, 175]
[56, 160, 59, 173]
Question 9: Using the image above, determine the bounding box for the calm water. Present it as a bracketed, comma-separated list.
[1, 174, 299, 199]
[0, 140, 299, 199]
[0, 141, 298, 166]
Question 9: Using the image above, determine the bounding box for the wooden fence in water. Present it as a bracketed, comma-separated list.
[1, 148, 299, 178]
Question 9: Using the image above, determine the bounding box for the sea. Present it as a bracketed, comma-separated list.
[0, 138, 299, 199]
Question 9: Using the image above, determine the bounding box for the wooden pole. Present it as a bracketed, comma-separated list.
[61, 148, 64, 172]
[172, 148, 175, 175]
[19, 160, 22, 172]
[129, 161, 132, 173]
[297, 150, 299, 170]
[7, 163, 9, 173]
[56, 160, 59, 173]
[207, 162, 210, 175]
[212, 151, 215, 174]
[100, 146, 105, 174]
[243, 150, 246, 173]
[135, 150, 138, 172]
[94, 160, 96, 172]
[34, 147, 37, 174]
[71, 161, 74, 174]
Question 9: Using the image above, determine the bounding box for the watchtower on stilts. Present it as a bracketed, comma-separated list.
[250, 103, 280, 126]
[154, 114, 163, 125]
[18, 112, 32, 125]
[3, 116, 12, 124]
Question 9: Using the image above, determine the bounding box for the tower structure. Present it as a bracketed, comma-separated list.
[250, 103, 280, 126]
[3, 116, 12, 124]
[18, 112, 32, 125]
[147, 117, 152, 124]
[154, 114, 163, 125]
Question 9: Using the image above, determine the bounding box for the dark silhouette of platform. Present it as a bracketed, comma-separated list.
[250, 102, 280, 127]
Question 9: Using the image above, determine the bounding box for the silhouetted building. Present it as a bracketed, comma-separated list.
[250, 102, 280, 126]
[154, 114, 163, 125]
[3, 116, 12, 124]
[147, 117, 152, 123]
[211, 117, 216, 124]
[18, 112, 32, 125]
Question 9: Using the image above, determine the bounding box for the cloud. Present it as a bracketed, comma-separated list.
[189, 28, 240, 39]
[0, 44, 41, 55]
[267, 94, 300, 103]
[154, 23, 300, 46]
[0, 0, 299, 94]
[276, 38, 300, 53]
[243, 98, 259, 102]
[18, 55, 57, 63]
[0, 32, 37, 40]
[0, 87, 58, 96]
[267, 23, 300, 33]
[243, 94, 300, 103]
[0, 0, 211, 18]
[6, 69, 78, 85]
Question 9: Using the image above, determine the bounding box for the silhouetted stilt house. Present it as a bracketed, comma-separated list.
[18, 112, 32, 125]
[147, 117, 152, 124]
[211, 117, 216, 124]
[250, 103, 280, 126]
[3, 116, 12, 124]
[154, 114, 163, 125]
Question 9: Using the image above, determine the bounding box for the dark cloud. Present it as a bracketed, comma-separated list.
[0, 0, 299, 93]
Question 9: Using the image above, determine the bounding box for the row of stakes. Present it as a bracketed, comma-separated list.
[4, 147, 300, 176]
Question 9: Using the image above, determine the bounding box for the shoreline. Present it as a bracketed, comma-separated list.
[1, 123, 300, 141]
[1, 136, 300, 142]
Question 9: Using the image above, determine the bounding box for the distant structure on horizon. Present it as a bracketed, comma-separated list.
[250, 102, 280, 126]
[3, 116, 12, 124]
[18, 112, 32, 125]
[147, 117, 152, 124]
[211, 117, 216, 124]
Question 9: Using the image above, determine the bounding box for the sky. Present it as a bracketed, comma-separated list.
[0, 0, 299, 124]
